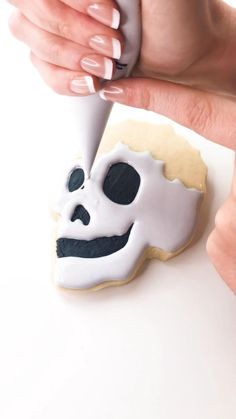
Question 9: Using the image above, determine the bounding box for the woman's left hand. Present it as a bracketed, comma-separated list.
[207, 162, 236, 293]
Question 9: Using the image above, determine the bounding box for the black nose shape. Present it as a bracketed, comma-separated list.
[71, 205, 90, 225]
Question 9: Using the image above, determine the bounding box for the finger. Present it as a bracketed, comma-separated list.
[214, 197, 236, 243]
[207, 160, 236, 294]
[9, 0, 123, 59]
[30, 52, 101, 96]
[206, 228, 236, 294]
[231, 156, 236, 197]
[9, 12, 114, 79]
[60, 0, 121, 29]
[99, 78, 236, 150]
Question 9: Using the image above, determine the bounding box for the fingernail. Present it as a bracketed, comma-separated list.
[81, 55, 113, 80]
[89, 35, 121, 59]
[99, 85, 124, 102]
[70, 76, 96, 94]
[87, 4, 120, 29]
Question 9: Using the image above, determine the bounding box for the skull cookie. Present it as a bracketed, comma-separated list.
[53, 121, 207, 290]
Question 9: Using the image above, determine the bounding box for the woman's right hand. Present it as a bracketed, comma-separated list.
[207, 160, 236, 294]
[8, 0, 124, 95]
[9, 0, 236, 98]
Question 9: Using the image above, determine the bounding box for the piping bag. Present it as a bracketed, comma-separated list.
[70, 0, 141, 178]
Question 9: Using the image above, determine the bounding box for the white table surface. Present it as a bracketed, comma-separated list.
[1, 4, 236, 419]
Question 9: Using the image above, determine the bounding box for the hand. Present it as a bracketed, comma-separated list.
[8, 0, 236, 97]
[8, 0, 123, 95]
[207, 161, 236, 294]
[136, 0, 236, 97]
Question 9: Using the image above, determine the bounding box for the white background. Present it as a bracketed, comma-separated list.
[0, 1, 236, 419]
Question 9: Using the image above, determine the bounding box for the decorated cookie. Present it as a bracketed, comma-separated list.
[53, 121, 207, 291]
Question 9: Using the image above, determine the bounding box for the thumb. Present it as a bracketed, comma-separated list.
[99, 78, 236, 150]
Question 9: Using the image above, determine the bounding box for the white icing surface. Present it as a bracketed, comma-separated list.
[55, 144, 202, 289]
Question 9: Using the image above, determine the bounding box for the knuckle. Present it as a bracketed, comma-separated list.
[51, 85, 63, 95]
[48, 40, 61, 63]
[231, 187, 236, 202]
[49, 77, 65, 95]
[69, 52, 81, 70]
[224, 111, 236, 149]
[214, 199, 236, 248]
[30, 51, 39, 69]
[206, 232, 215, 256]
[56, 21, 71, 39]
[185, 96, 213, 132]
[206, 230, 220, 260]
[44, 76, 64, 95]
[126, 85, 153, 110]
[52, 84, 64, 95]
[214, 202, 231, 233]
[8, 11, 21, 37]
[29, 51, 35, 65]
[29, 52, 64, 95]
[215, 206, 226, 230]
[214, 209, 224, 231]
[142, 88, 153, 110]
[125, 86, 137, 107]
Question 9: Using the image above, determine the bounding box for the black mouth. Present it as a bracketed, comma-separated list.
[57, 225, 133, 259]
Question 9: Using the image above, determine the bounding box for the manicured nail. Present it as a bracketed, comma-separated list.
[70, 76, 96, 94]
[99, 85, 125, 102]
[89, 35, 121, 59]
[87, 4, 120, 29]
[81, 55, 113, 80]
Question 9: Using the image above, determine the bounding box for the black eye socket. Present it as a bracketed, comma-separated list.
[103, 162, 140, 205]
[68, 168, 85, 192]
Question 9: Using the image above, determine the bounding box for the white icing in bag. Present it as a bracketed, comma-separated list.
[70, 0, 141, 176]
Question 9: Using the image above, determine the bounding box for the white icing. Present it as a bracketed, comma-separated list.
[55, 144, 202, 289]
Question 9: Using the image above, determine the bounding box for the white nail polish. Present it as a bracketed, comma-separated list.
[104, 58, 113, 80]
[111, 9, 120, 29]
[71, 76, 96, 94]
[85, 76, 96, 93]
[99, 89, 107, 101]
[112, 38, 121, 60]
[99, 85, 124, 100]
